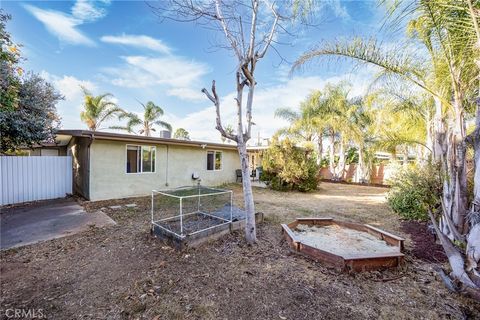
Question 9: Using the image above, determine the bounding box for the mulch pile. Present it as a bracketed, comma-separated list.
[401, 221, 447, 263]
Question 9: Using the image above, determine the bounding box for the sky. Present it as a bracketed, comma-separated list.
[2, 0, 397, 144]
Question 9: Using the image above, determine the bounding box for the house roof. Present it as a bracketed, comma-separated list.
[57, 130, 238, 150]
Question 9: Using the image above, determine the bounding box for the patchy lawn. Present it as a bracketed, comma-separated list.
[1, 182, 478, 319]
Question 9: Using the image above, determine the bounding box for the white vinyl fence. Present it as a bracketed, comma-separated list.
[0, 156, 73, 206]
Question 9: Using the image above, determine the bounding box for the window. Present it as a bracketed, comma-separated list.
[207, 151, 222, 171]
[126, 145, 156, 173]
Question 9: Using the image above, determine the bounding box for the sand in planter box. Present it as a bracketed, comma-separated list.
[293, 224, 400, 256]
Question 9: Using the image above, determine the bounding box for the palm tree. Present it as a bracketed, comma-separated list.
[292, 0, 479, 293]
[113, 101, 171, 137]
[275, 90, 328, 164]
[368, 88, 432, 165]
[313, 82, 368, 181]
[275, 84, 375, 182]
[80, 88, 125, 131]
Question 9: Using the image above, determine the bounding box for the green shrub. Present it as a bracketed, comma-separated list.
[386, 163, 442, 220]
[261, 138, 320, 192]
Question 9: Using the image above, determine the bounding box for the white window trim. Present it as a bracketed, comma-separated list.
[206, 150, 223, 171]
[125, 144, 156, 174]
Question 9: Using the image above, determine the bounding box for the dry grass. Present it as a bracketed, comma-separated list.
[1, 182, 478, 319]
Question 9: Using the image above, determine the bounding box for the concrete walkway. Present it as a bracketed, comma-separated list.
[0, 199, 116, 250]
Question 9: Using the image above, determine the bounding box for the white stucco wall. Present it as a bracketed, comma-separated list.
[89, 139, 240, 201]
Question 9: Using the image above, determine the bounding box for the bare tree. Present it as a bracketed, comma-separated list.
[150, 0, 300, 243]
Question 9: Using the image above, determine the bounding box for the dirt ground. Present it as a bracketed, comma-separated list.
[1, 182, 479, 319]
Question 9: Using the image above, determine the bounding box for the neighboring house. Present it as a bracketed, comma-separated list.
[41, 130, 240, 201]
[23, 142, 68, 156]
[247, 146, 268, 170]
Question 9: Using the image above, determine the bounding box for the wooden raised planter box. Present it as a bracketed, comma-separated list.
[153, 212, 264, 250]
[281, 217, 405, 272]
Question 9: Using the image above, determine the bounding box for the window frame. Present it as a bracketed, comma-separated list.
[206, 150, 223, 171]
[125, 144, 156, 174]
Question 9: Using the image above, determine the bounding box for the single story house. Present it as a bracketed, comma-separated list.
[46, 130, 241, 201]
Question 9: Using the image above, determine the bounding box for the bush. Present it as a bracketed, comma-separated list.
[261, 138, 320, 192]
[386, 163, 442, 220]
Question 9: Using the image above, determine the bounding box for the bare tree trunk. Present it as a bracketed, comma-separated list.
[237, 140, 256, 243]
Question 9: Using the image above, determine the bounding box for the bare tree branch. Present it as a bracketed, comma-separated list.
[214, 0, 243, 61]
[247, 0, 259, 60]
[257, 2, 280, 59]
[201, 81, 238, 142]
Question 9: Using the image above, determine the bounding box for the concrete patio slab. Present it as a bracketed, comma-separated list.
[0, 199, 116, 250]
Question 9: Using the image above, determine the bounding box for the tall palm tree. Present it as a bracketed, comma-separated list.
[113, 101, 171, 137]
[275, 84, 374, 181]
[80, 88, 125, 131]
[317, 82, 366, 180]
[292, 0, 479, 293]
[275, 90, 327, 163]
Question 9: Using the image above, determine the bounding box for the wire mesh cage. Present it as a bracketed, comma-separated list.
[151, 185, 233, 239]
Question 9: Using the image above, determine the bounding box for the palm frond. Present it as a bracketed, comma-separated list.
[155, 120, 172, 132]
[291, 37, 452, 107]
[274, 107, 299, 122]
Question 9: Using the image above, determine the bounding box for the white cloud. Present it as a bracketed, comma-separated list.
[100, 34, 172, 54]
[167, 73, 372, 143]
[24, 5, 94, 46]
[103, 55, 210, 101]
[166, 87, 206, 102]
[24, 1, 110, 46]
[41, 71, 97, 129]
[72, 0, 109, 23]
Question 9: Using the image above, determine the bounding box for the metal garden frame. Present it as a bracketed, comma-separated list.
[151, 186, 233, 239]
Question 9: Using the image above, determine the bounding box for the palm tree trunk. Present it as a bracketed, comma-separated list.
[453, 94, 468, 234]
[329, 132, 335, 181]
[337, 138, 345, 181]
[317, 136, 323, 165]
[433, 97, 445, 162]
[426, 107, 434, 162]
[440, 96, 468, 238]
[402, 149, 408, 166]
[465, 0, 480, 278]
[358, 147, 365, 183]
